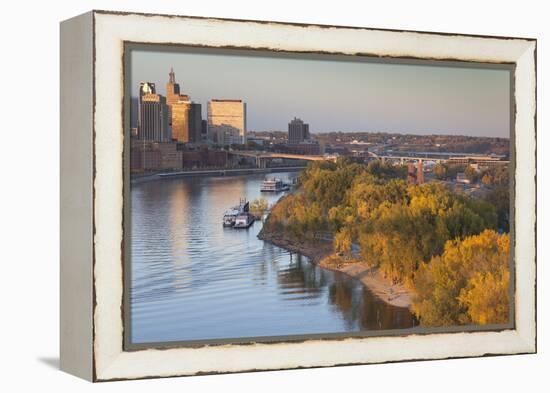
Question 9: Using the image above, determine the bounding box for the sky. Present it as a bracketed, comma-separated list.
[130, 47, 511, 138]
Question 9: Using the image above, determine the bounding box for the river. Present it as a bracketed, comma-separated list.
[130, 171, 415, 345]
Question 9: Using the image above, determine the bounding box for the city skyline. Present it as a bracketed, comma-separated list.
[130, 48, 511, 138]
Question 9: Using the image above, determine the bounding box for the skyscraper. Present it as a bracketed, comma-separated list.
[170, 101, 202, 143]
[201, 119, 208, 142]
[188, 103, 203, 143]
[165, 68, 202, 143]
[137, 82, 170, 142]
[166, 67, 190, 105]
[171, 100, 192, 142]
[288, 117, 310, 144]
[207, 99, 247, 145]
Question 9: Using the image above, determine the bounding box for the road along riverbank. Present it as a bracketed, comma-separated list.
[131, 166, 306, 184]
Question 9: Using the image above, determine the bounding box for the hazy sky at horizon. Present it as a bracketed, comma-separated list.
[130, 48, 511, 138]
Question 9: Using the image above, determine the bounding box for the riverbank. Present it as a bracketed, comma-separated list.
[258, 229, 413, 309]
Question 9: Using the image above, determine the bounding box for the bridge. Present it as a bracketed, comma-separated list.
[228, 151, 338, 168]
[378, 154, 509, 166]
[227, 149, 508, 169]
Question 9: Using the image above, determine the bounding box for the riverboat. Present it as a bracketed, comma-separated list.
[223, 199, 250, 227]
[233, 213, 255, 229]
[260, 178, 290, 192]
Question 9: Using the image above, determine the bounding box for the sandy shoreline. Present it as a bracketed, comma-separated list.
[258, 230, 413, 309]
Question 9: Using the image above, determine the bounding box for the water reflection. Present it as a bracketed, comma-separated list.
[277, 254, 326, 301]
[130, 172, 415, 344]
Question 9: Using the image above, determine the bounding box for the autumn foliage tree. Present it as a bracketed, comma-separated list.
[355, 182, 497, 283]
[261, 160, 509, 327]
[412, 230, 509, 326]
[481, 166, 510, 231]
[334, 227, 353, 258]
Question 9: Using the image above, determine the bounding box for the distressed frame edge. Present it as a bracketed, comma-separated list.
[59, 10, 95, 381]
[90, 9, 537, 42]
[512, 40, 537, 354]
[90, 11, 537, 382]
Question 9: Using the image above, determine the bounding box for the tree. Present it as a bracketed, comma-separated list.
[334, 227, 352, 258]
[357, 183, 497, 284]
[245, 140, 261, 150]
[412, 230, 509, 326]
[481, 166, 510, 231]
[346, 177, 408, 220]
[249, 198, 268, 217]
[458, 269, 510, 325]
[445, 164, 465, 180]
[484, 186, 510, 232]
[366, 160, 406, 179]
[464, 165, 480, 183]
[433, 163, 447, 179]
[262, 159, 506, 325]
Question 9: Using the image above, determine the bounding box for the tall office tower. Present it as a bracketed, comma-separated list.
[188, 103, 203, 143]
[137, 82, 170, 142]
[171, 101, 191, 142]
[288, 117, 310, 144]
[207, 99, 247, 145]
[201, 119, 208, 141]
[171, 101, 202, 143]
[165, 68, 196, 143]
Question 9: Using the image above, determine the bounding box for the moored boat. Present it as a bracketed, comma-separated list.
[233, 213, 255, 229]
[222, 208, 240, 227]
[222, 198, 250, 227]
[260, 178, 290, 192]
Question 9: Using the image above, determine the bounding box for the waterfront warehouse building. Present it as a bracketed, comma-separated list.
[181, 149, 228, 169]
[207, 99, 247, 145]
[137, 82, 170, 142]
[130, 140, 183, 172]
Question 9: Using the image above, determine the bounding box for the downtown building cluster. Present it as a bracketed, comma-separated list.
[131, 68, 247, 172]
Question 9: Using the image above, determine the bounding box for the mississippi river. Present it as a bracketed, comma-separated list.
[130, 171, 415, 344]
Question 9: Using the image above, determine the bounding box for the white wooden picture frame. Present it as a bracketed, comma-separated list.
[60, 10, 536, 381]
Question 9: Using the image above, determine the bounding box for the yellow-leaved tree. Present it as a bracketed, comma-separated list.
[334, 227, 353, 258]
[412, 230, 509, 326]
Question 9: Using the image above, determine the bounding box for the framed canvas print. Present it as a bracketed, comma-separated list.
[60, 10, 537, 381]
